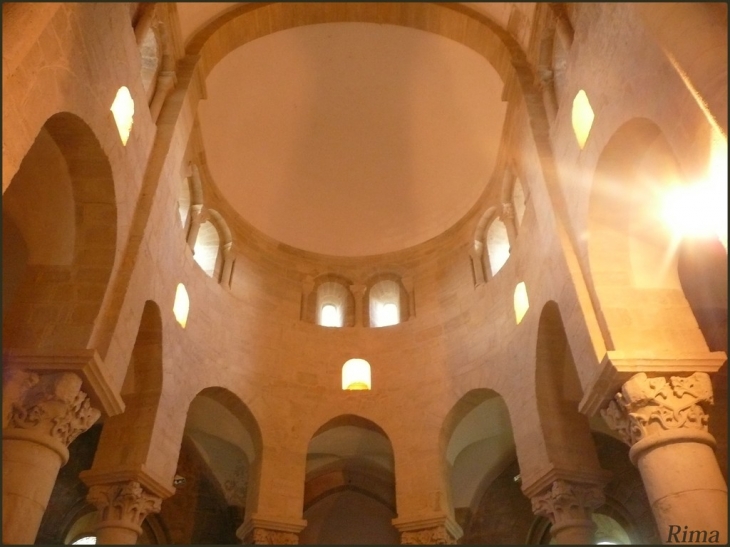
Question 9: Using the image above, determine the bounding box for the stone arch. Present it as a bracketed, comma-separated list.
[185, 3, 521, 91]
[301, 414, 398, 544]
[587, 117, 709, 354]
[535, 301, 604, 475]
[304, 274, 356, 327]
[364, 273, 410, 327]
[440, 389, 516, 534]
[2, 112, 117, 351]
[88, 300, 164, 472]
[180, 386, 264, 522]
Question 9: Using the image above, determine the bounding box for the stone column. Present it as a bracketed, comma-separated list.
[186, 205, 205, 249]
[531, 479, 604, 544]
[220, 242, 237, 288]
[601, 372, 727, 544]
[392, 514, 463, 545]
[350, 283, 367, 327]
[2, 371, 100, 544]
[401, 275, 415, 320]
[87, 480, 162, 544]
[501, 203, 518, 246]
[149, 70, 176, 123]
[469, 243, 487, 286]
[237, 515, 307, 544]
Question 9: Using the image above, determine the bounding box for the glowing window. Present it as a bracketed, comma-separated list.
[512, 177, 526, 228]
[320, 303, 341, 327]
[486, 218, 510, 277]
[369, 279, 401, 327]
[173, 283, 189, 328]
[572, 89, 594, 149]
[514, 282, 529, 324]
[316, 281, 348, 327]
[72, 538, 97, 545]
[193, 220, 220, 277]
[342, 358, 371, 390]
[110, 86, 135, 146]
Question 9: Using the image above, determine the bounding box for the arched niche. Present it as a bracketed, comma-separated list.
[587, 117, 709, 354]
[365, 274, 410, 328]
[440, 389, 515, 537]
[169, 386, 263, 541]
[2, 112, 117, 351]
[301, 414, 398, 545]
[303, 274, 356, 327]
[89, 300, 164, 471]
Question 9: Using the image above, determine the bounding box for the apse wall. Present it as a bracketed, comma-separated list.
[4, 3, 725, 542]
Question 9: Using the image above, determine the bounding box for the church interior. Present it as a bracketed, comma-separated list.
[2, 3, 728, 545]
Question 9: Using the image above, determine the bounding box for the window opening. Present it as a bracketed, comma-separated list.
[369, 279, 401, 327]
[572, 89, 594, 149]
[320, 303, 341, 327]
[173, 283, 189, 328]
[342, 358, 371, 390]
[110, 86, 135, 146]
[514, 282, 529, 324]
[486, 219, 510, 277]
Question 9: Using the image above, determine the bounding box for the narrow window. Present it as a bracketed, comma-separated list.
[572, 89, 594, 149]
[72, 538, 97, 545]
[342, 358, 371, 390]
[486, 218, 510, 277]
[110, 86, 135, 145]
[514, 282, 529, 324]
[173, 283, 189, 328]
[193, 220, 220, 277]
[369, 279, 401, 327]
[316, 281, 349, 327]
[320, 303, 341, 327]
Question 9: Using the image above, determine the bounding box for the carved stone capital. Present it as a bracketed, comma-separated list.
[6, 371, 100, 447]
[600, 372, 713, 446]
[531, 480, 604, 526]
[238, 514, 307, 545]
[393, 514, 462, 545]
[401, 526, 458, 545]
[501, 202, 515, 220]
[87, 480, 162, 531]
[244, 528, 299, 545]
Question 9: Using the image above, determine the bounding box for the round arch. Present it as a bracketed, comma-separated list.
[2, 112, 117, 351]
[302, 413, 397, 545]
[587, 117, 711, 355]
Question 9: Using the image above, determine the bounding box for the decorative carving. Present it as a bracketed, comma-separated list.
[87, 480, 162, 529]
[531, 480, 604, 525]
[401, 526, 458, 545]
[245, 528, 298, 545]
[600, 372, 713, 446]
[501, 202, 515, 220]
[7, 372, 100, 446]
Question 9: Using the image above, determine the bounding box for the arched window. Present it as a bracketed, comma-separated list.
[369, 279, 401, 327]
[139, 25, 161, 104]
[173, 283, 189, 328]
[486, 218, 510, 277]
[342, 359, 372, 390]
[317, 281, 349, 327]
[512, 177, 527, 228]
[193, 220, 221, 277]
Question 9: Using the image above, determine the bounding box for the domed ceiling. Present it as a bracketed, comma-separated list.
[194, 17, 507, 256]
